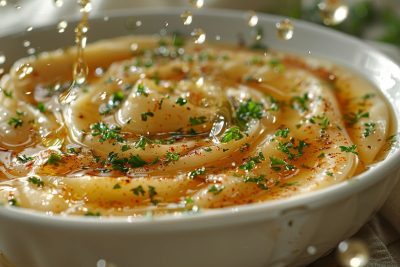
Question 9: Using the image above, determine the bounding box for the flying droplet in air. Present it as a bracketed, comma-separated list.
[23, 40, 31, 47]
[0, 0, 7, 7]
[276, 19, 294, 40]
[54, 0, 63, 8]
[191, 28, 206, 44]
[190, 0, 204, 9]
[26, 26, 33, 32]
[0, 53, 5, 65]
[57, 20, 68, 33]
[78, 0, 92, 13]
[337, 239, 370, 267]
[181, 10, 193, 25]
[16, 63, 34, 79]
[246, 11, 258, 27]
[318, 0, 349, 26]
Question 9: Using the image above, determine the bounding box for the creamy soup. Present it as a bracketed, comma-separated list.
[0, 35, 393, 216]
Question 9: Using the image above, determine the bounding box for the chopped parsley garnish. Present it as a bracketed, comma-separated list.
[166, 151, 180, 162]
[277, 141, 295, 159]
[291, 93, 309, 112]
[28, 176, 44, 187]
[243, 175, 268, 190]
[37, 102, 46, 113]
[208, 184, 224, 195]
[363, 122, 376, 138]
[136, 83, 149, 96]
[148, 186, 159, 205]
[84, 211, 101, 217]
[221, 126, 244, 143]
[17, 154, 34, 163]
[189, 116, 207, 126]
[309, 115, 330, 130]
[362, 93, 375, 100]
[239, 152, 265, 171]
[135, 136, 152, 150]
[129, 155, 147, 168]
[266, 95, 280, 111]
[2, 90, 12, 98]
[269, 59, 285, 72]
[113, 183, 121, 189]
[8, 198, 18, 206]
[107, 152, 147, 172]
[90, 122, 125, 143]
[339, 145, 358, 155]
[176, 97, 187, 106]
[132, 185, 145, 196]
[189, 167, 206, 178]
[275, 128, 290, 138]
[344, 110, 369, 125]
[46, 153, 62, 165]
[236, 99, 264, 126]
[121, 145, 130, 152]
[172, 32, 185, 47]
[8, 117, 23, 128]
[326, 172, 334, 177]
[141, 111, 154, 121]
[269, 156, 295, 171]
[99, 91, 124, 115]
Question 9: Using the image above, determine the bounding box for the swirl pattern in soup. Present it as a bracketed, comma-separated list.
[0, 36, 392, 216]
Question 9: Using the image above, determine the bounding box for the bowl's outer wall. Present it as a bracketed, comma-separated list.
[0, 8, 400, 267]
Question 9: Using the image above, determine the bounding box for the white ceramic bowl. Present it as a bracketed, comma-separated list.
[0, 8, 399, 267]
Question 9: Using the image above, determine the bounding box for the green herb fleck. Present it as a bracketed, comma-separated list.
[291, 93, 309, 112]
[148, 186, 159, 205]
[344, 110, 369, 125]
[99, 91, 124, 115]
[208, 184, 224, 195]
[243, 175, 268, 190]
[46, 153, 62, 165]
[221, 126, 244, 143]
[189, 116, 207, 126]
[132, 185, 145, 196]
[90, 122, 125, 143]
[37, 102, 46, 113]
[136, 83, 149, 96]
[3, 90, 13, 98]
[339, 145, 358, 155]
[236, 99, 264, 126]
[8, 117, 23, 128]
[363, 122, 376, 138]
[84, 211, 101, 217]
[275, 128, 290, 138]
[141, 111, 154, 121]
[135, 136, 152, 150]
[189, 167, 206, 178]
[176, 97, 187, 106]
[113, 183, 121, 189]
[17, 154, 34, 163]
[166, 151, 180, 162]
[28, 176, 44, 187]
[239, 152, 265, 171]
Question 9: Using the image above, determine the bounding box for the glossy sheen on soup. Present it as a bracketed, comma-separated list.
[0, 35, 393, 217]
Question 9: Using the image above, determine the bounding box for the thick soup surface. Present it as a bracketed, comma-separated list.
[0, 36, 392, 216]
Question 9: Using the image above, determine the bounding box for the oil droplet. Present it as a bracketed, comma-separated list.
[0, 53, 5, 65]
[78, 0, 92, 13]
[276, 19, 294, 40]
[337, 240, 369, 267]
[318, 0, 349, 26]
[57, 20, 68, 33]
[103, 16, 109, 21]
[27, 48, 36, 55]
[15, 5, 21, 10]
[54, 0, 63, 8]
[246, 11, 258, 27]
[130, 43, 139, 52]
[307, 246, 317, 255]
[190, 0, 204, 9]
[23, 40, 31, 47]
[15, 63, 34, 79]
[26, 26, 33, 32]
[191, 28, 206, 44]
[180, 10, 193, 26]
[136, 20, 142, 27]
[0, 0, 6, 7]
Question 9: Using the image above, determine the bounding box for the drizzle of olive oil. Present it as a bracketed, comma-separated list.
[318, 0, 349, 26]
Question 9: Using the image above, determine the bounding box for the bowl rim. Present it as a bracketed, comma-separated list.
[0, 7, 399, 229]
